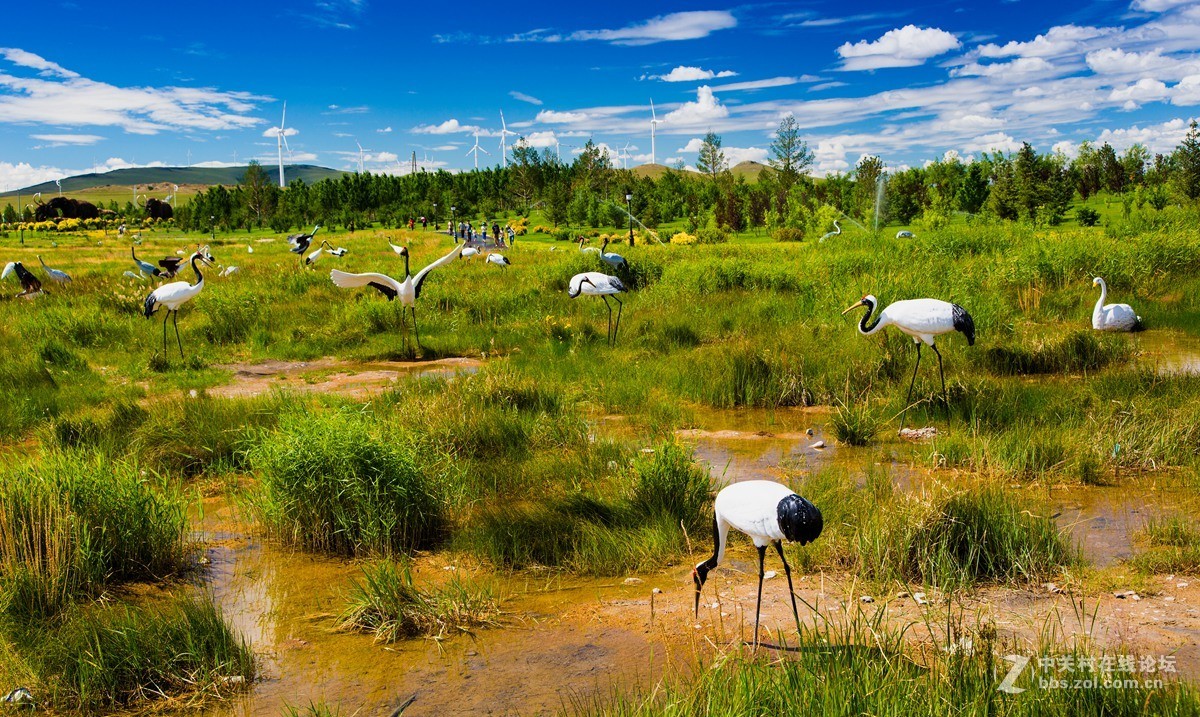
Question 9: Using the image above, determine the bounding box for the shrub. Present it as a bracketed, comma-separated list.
[1077, 207, 1101, 226]
[695, 227, 729, 244]
[337, 560, 500, 641]
[248, 410, 443, 555]
[772, 227, 806, 242]
[670, 232, 697, 245]
[629, 441, 711, 528]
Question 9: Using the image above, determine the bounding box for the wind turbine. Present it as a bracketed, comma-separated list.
[650, 99, 662, 165]
[355, 140, 367, 173]
[620, 142, 632, 170]
[273, 102, 292, 188]
[55, 178, 62, 197]
[498, 111, 518, 168]
[466, 132, 490, 170]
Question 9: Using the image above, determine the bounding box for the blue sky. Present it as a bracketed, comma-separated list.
[1, 0, 1198, 188]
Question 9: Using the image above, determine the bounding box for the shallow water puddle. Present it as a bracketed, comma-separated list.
[195, 499, 676, 717]
[207, 357, 482, 399]
[674, 407, 838, 484]
[1135, 332, 1200, 376]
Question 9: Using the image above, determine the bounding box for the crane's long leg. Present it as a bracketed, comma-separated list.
[753, 545, 767, 650]
[172, 311, 184, 359]
[612, 296, 623, 345]
[162, 311, 169, 353]
[901, 343, 922, 432]
[774, 542, 801, 637]
[601, 296, 613, 345]
[411, 306, 421, 349]
[931, 343, 949, 423]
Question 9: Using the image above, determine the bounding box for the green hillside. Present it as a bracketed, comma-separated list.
[1, 165, 346, 197]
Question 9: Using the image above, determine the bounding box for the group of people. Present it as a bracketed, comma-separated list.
[406, 216, 428, 231]
[446, 220, 515, 247]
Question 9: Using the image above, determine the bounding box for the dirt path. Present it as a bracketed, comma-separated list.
[206, 357, 483, 399]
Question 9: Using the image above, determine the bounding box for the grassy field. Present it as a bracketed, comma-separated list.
[0, 208, 1198, 712]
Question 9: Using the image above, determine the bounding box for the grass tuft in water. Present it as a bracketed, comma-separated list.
[337, 560, 501, 641]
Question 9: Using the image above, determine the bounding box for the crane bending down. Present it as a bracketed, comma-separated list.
[2, 262, 43, 298]
[568, 272, 625, 345]
[694, 480, 823, 649]
[142, 247, 214, 358]
[843, 295, 975, 430]
[818, 220, 841, 243]
[330, 242, 465, 348]
[38, 255, 71, 283]
[486, 253, 510, 268]
[305, 240, 336, 266]
[1092, 277, 1142, 332]
[132, 246, 161, 277]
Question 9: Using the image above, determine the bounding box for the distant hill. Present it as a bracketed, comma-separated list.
[632, 163, 676, 179]
[730, 161, 768, 181]
[1, 165, 346, 197]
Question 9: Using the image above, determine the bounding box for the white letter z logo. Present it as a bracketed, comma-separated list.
[998, 655, 1030, 694]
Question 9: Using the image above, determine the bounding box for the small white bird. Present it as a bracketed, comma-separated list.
[1091, 277, 1142, 332]
[819, 219, 841, 243]
[123, 270, 146, 281]
[568, 272, 626, 345]
[38, 255, 71, 283]
[143, 247, 215, 357]
[247, 245, 254, 254]
[486, 253, 510, 268]
[328, 245, 349, 257]
[219, 266, 240, 277]
[599, 238, 627, 269]
[896, 230, 915, 239]
[843, 295, 975, 429]
[332, 242, 465, 347]
[693, 480, 823, 648]
[461, 247, 480, 258]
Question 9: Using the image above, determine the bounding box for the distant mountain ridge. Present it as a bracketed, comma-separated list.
[2, 165, 347, 197]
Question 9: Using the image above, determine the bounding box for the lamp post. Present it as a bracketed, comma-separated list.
[625, 191, 633, 247]
[450, 205, 456, 243]
[210, 215, 216, 242]
[432, 202, 437, 231]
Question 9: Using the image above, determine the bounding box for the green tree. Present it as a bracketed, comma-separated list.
[240, 161, 276, 227]
[767, 115, 813, 193]
[696, 131, 727, 181]
[1172, 120, 1200, 201]
[956, 162, 990, 214]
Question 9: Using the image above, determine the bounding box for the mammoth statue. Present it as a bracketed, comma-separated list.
[34, 196, 100, 221]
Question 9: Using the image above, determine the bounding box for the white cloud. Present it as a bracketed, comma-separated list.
[662, 86, 728, 125]
[0, 157, 170, 189]
[412, 118, 479, 134]
[0, 48, 79, 78]
[262, 126, 299, 138]
[1052, 140, 1079, 157]
[814, 140, 849, 175]
[30, 133, 104, 146]
[654, 65, 738, 82]
[523, 131, 558, 148]
[1095, 117, 1191, 152]
[1086, 47, 1175, 75]
[934, 114, 1005, 132]
[709, 76, 798, 92]
[377, 126, 392, 133]
[963, 132, 1023, 153]
[568, 11, 737, 45]
[0, 48, 266, 135]
[952, 57, 1054, 77]
[810, 81, 848, 92]
[510, 91, 543, 105]
[1132, 0, 1194, 11]
[837, 25, 961, 70]
[536, 109, 590, 123]
[978, 25, 1110, 59]
[1109, 78, 1170, 107]
[1174, 75, 1200, 104]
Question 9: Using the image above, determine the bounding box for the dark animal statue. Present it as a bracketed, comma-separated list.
[34, 196, 100, 221]
[144, 197, 173, 220]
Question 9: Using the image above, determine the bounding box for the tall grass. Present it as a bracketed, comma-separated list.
[23, 595, 253, 711]
[247, 409, 443, 556]
[0, 454, 189, 620]
[572, 608, 1200, 716]
[337, 560, 501, 641]
[1133, 515, 1200, 574]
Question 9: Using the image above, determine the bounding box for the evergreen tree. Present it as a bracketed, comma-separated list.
[1172, 120, 1200, 201]
[696, 131, 727, 181]
[767, 115, 813, 192]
